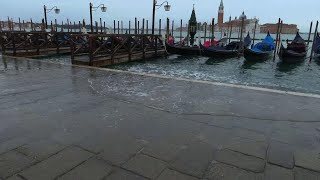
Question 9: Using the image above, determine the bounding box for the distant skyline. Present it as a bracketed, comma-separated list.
[0, 0, 319, 32]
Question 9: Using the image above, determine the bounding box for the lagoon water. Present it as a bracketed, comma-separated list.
[26, 33, 320, 95]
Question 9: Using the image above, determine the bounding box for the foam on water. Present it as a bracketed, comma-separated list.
[109, 55, 320, 95]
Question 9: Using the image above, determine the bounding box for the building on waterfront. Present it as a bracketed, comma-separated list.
[218, 0, 224, 26]
[260, 23, 299, 34]
[215, 12, 260, 34]
[215, 0, 260, 34]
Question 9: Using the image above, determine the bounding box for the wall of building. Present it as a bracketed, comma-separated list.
[260, 24, 298, 34]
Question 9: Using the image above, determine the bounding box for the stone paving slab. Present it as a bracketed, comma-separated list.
[0, 151, 35, 179]
[267, 141, 294, 169]
[15, 140, 65, 162]
[195, 126, 233, 149]
[204, 161, 264, 180]
[214, 149, 265, 173]
[294, 167, 320, 180]
[19, 146, 93, 180]
[58, 157, 113, 180]
[265, 164, 293, 180]
[226, 138, 268, 159]
[123, 154, 167, 179]
[1, 56, 320, 178]
[294, 150, 320, 172]
[142, 140, 187, 162]
[0, 137, 30, 155]
[170, 141, 215, 178]
[156, 168, 199, 180]
[104, 168, 148, 180]
[97, 138, 145, 166]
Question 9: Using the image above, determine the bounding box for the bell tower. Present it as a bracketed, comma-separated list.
[218, 0, 224, 26]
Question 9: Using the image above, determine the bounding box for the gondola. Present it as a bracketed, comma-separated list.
[279, 32, 307, 63]
[165, 42, 201, 56]
[313, 33, 320, 60]
[244, 32, 275, 61]
[200, 33, 252, 59]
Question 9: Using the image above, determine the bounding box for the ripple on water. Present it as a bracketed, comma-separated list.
[109, 55, 320, 95]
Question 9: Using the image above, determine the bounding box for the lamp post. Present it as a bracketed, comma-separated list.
[89, 2, 107, 33]
[152, 0, 171, 35]
[44, 5, 60, 29]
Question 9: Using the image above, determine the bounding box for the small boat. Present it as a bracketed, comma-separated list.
[201, 33, 252, 59]
[244, 32, 275, 61]
[165, 42, 201, 56]
[279, 32, 307, 63]
[313, 33, 320, 60]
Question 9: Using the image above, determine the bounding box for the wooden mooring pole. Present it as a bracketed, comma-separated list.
[67, 19, 70, 32]
[95, 21, 98, 33]
[146, 20, 149, 34]
[121, 21, 123, 34]
[18, 18, 21, 31]
[277, 20, 283, 54]
[187, 22, 190, 46]
[166, 18, 170, 42]
[180, 19, 183, 45]
[252, 19, 258, 48]
[211, 18, 215, 45]
[138, 20, 140, 34]
[229, 18, 233, 44]
[135, 18, 137, 34]
[129, 20, 131, 34]
[142, 19, 145, 34]
[118, 21, 120, 34]
[100, 18, 103, 33]
[273, 18, 281, 61]
[238, 17, 245, 56]
[159, 19, 162, 35]
[30, 18, 34, 31]
[114, 20, 116, 34]
[204, 22, 207, 43]
[55, 19, 57, 31]
[307, 21, 313, 48]
[23, 20, 25, 31]
[171, 20, 174, 38]
[310, 21, 319, 62]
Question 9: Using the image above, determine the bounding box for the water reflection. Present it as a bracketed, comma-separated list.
[276, 61, 303, 73]
[205, 58, 228, 65]
[241, 60, 265, 70]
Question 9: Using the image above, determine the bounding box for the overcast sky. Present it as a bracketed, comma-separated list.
[1, 0, 319, 32]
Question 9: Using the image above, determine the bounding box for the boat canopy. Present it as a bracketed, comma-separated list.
[251, 33, 275, 52]
[291, 32, 305, 44]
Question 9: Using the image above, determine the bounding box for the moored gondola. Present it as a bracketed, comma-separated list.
[244, 32, 275, 61]
[279, 32, 307, 63]
[165, 43, 201, 56]
[313, 33, 320, 60]
[200, 33, 252, 59]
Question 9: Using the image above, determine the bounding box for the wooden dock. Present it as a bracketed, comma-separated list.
[70, 34, 166, 67]
[0, 31, 167, 67]
[0, 31, 82, 57]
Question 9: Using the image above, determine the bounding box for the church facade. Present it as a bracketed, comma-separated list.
[215, 0, 260, 34]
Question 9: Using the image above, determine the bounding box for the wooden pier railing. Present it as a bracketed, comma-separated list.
[0, 31, 81, 56]
[70, 34, 166, 66]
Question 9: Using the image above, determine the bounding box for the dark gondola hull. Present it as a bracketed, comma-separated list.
[243, 48, 272, 61]
[165, 43, 201, 56]
[279, 45, 306, 64]
[314, 53, 320, 61]
[201, 45, 238, 59]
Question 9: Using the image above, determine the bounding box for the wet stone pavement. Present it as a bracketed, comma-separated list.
[0, 55, 320, 180]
